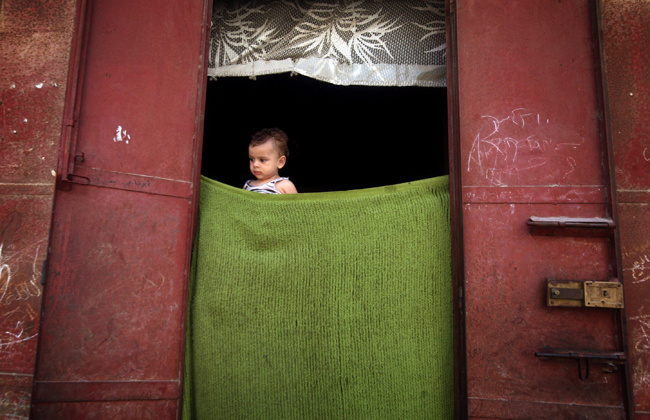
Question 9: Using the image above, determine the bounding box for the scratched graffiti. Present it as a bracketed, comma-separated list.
[620, 252, 650, 395]
[624, 252, 650, 284]
[0, 242, 43, 357]
[467, 108, 584, 185]
[622, 310, 650, 399]
[631, 314, 650, 352]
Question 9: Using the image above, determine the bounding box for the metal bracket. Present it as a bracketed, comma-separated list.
[547, 279, 624, 308]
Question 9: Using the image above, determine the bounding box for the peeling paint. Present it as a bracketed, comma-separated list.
[113, 125, 131, 144]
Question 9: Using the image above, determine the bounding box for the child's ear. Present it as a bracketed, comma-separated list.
[278, 155, 286, 168]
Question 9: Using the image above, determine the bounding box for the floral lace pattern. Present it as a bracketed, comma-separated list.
[209, 0, 446, 87]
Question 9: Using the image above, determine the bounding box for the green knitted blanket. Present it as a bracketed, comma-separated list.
[183, 176, 453, 419]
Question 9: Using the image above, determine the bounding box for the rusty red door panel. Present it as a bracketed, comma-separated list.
[32, 0, 209, 417]
[601, 1, 650, 418]
[0, 0, 76, 417]
[0, 194, 52, 418]
[451, 0, 629, 417]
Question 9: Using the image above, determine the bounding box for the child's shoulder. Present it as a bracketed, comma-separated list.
[276, 178, 297, 194]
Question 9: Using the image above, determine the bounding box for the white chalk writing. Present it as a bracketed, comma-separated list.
[468, 108, 583, 185]
[625, 252, 650, 284]
[0, 243, 42, 351]
[631, 314, 650, 355]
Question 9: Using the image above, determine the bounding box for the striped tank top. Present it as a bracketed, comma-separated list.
[243, 177, 289, 194]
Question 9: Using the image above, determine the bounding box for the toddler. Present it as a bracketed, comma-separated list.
[244, 128, 298, 194]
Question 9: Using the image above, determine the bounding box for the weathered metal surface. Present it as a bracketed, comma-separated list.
[463, 203, 623, 417]
[0, 197, 50, 418]
[31, 400, 178, 419]
[617, 204, 650, 418]
[34, 188, 190, 387]
[32, 0, 209, 417]
[600, 0, 650, 417]
[62, 0, 202, 185]
[453, 0, 628, 417]
[601, 0, 650, 196]
[0, 0, 76, 417]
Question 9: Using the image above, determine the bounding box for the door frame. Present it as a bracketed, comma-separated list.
[191, 0, 469, 416]
[445, 0, 468, 418]
[187, 0, 635, 418]
[444, 0, 634, 418]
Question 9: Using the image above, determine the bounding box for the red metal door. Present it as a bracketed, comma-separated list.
[31, 0, 209, 417]
[600, 1, 650, 418]
[0, 1, 76, 417]
[449, 0, 630, 418]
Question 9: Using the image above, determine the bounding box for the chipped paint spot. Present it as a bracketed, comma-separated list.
[34, 83, 43, 89]
[113, 125, 131, 144]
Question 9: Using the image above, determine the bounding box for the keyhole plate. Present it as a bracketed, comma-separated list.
[584, 281, 624, 308]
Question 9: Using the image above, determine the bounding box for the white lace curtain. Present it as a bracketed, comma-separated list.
[209, 0, 447, 87]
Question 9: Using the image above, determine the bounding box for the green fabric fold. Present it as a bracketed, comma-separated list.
[184, 176, 453, 419]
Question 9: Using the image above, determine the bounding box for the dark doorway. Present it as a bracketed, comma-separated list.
[201, 73, 448, 192]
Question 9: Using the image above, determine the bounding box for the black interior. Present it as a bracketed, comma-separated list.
[201, 73, 448, 192]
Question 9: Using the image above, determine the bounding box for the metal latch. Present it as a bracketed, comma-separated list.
[527, 216, 615, 237]
[547, 279, 624, 308]
[535, 349, 626, 381]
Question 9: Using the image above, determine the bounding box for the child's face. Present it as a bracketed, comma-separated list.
[248, 140, 286, 183]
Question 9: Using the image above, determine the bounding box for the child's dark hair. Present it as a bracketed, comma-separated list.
[250, 128, 290, 157]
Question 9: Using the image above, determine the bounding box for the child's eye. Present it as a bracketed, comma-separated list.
[260, 159, 267, 162]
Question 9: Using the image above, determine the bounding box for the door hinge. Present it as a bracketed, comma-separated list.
[547, 279, 624, 308]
